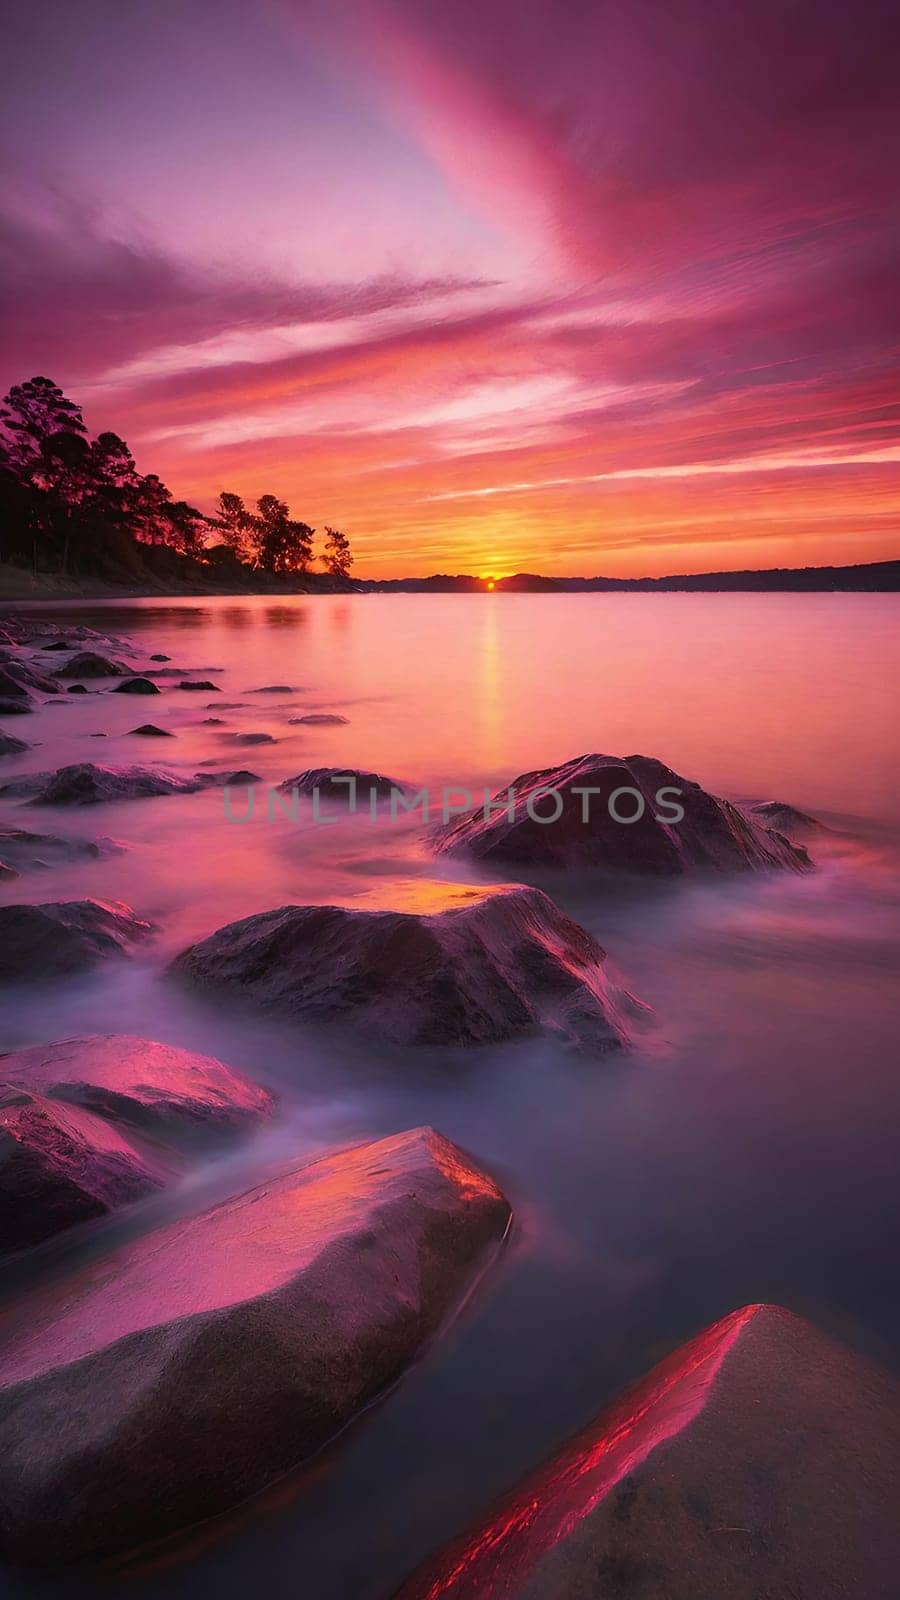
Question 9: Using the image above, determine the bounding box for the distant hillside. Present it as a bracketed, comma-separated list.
[366, 561, 900, 593]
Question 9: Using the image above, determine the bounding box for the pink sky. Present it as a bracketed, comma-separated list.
[1, 0, 898, 575]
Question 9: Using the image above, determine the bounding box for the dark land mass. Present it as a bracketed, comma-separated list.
[1, 558, 898, 601]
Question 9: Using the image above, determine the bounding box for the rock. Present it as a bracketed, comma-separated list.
[66, 683, 88, 694]
[219, 731, 277, 745]
[40, 640, 72, 651]
[288, 713, 349, 725]
[150, 653, 170, 661]
[436, 753, 811, 874]
[249, 684, 297, 693]
[0, 900, 151, 980]
[395, 1304, 900, 1600]
[0, 1034, 274, 1138]
[0, 1126, 511, 1564]
[0, 698, 32, 716]
[178, 680, 219, 691]
[128, 723, 173, 737]
[749, 800, 829, 839]
[0, 762, 206, 805]
[201, 768, 262, 787]
[112, 677, 160, 695]
[202, 716, 226, 725]
[0, 669, 31, 700]
[0, 661, 59, 696]
[0, 1087, 166, 1254]
[57, 652, 126, 679]
[0, 829, 114, 871]
[170, 882, 640, 1051]
[0, 864, 18, 882]
[0, 733, 29, 757]
[278, 766, 405, 804]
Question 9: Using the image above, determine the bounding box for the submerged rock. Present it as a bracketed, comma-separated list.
[0, 732, 29, 757]
[65, 683, 88, 694]
[288, 712, 349, 725]
[178, 679, 219, 691]
[170, 883, 640, 1051]
[0, 1126, 510, 1564]
[436, 752, 811, 874]
[0, 1034, 274, 1137]
[112, 677, 159, 695]
[396, 1303, 900, 1600]
[0, 829, 117, 872]
[150, 653, 170, 661]
[220, 731, 277, 745]
[128, 723, 173, 737]
[277, 766, 405, 803]
[57, 652, 126, 679]
[249, 683, 297, 693]
[749, 800, 829, 839]
[0, 1087, 166, 1253]
[0, 900, 151, 980]
[0, 762, 206, 805]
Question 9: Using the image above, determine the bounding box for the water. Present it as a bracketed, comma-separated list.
[0, 593, 898, 1598]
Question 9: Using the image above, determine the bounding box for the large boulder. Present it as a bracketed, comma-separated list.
[0, 762, 207, 804]
[396, 1303, 900, 1600]
[170, 883, 640, 1051]
[0, 900, 151, 980]
[0, 1086, 167, 1254]
[0, 1034, 274, 1137]
[0, 1126, 511, 1564]
[436, 753, 811, 873]
[57, 651, 126, 679]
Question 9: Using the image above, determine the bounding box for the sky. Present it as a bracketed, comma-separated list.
[1, 0, 898, 577]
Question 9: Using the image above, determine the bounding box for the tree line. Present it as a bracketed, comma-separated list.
[0, 376, 353, 581]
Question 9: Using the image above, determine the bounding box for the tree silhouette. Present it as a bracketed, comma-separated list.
[322, 525, 353, 578]
[256, 495, 314, 574]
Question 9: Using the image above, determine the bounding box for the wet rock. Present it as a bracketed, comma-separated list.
[0, 699, 32, 716]
[0, 1126, 511, 1564]
[128, 723, 173, 737]
[0, 661, 59, 696]
[436, 752, 811, 874]
[201, 768, 262, 786]
[66, 683, 88, 694]
[396, 1304, 900, 1600]
[40, 640, 72, 651]
[249, 683, 297, 693]
[170, 883, 640, 1051]
[0, 1087, 167, 1254]
[0, 900, 151, 980]
[219, 731, 277, 745]
[150, 653, 170, 661]
[1, 1035, 274, 1138]
[0, 829, 115, 872]
[0, 762, 206, 805]
[178, 680, 219, 691]
[0, 669, 31, 700]
[202, 716, 226, 725]
[57, 652, 126, 679]
[0, 732, 29, 757]
[277, 766, 405, 803]
[288, 713, 349, 725]
[112, 677, 160, 695]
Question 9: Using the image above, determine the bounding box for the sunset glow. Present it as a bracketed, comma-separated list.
[1, 0, 897, 576]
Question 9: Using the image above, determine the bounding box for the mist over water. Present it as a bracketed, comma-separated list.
[1, 593, 898, 1600]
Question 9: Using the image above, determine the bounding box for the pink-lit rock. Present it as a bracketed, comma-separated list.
[0, 1034, 274, 1137]
[170, 882, 641, 1051]
[0, 900, 151, 979]
[0, 762, 208, 804]
[436, 753, 811, 873]
[0, 1086, 167, 1253]
[396, 1304, 900, 1599]
[0, 1127, 511, 1564]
